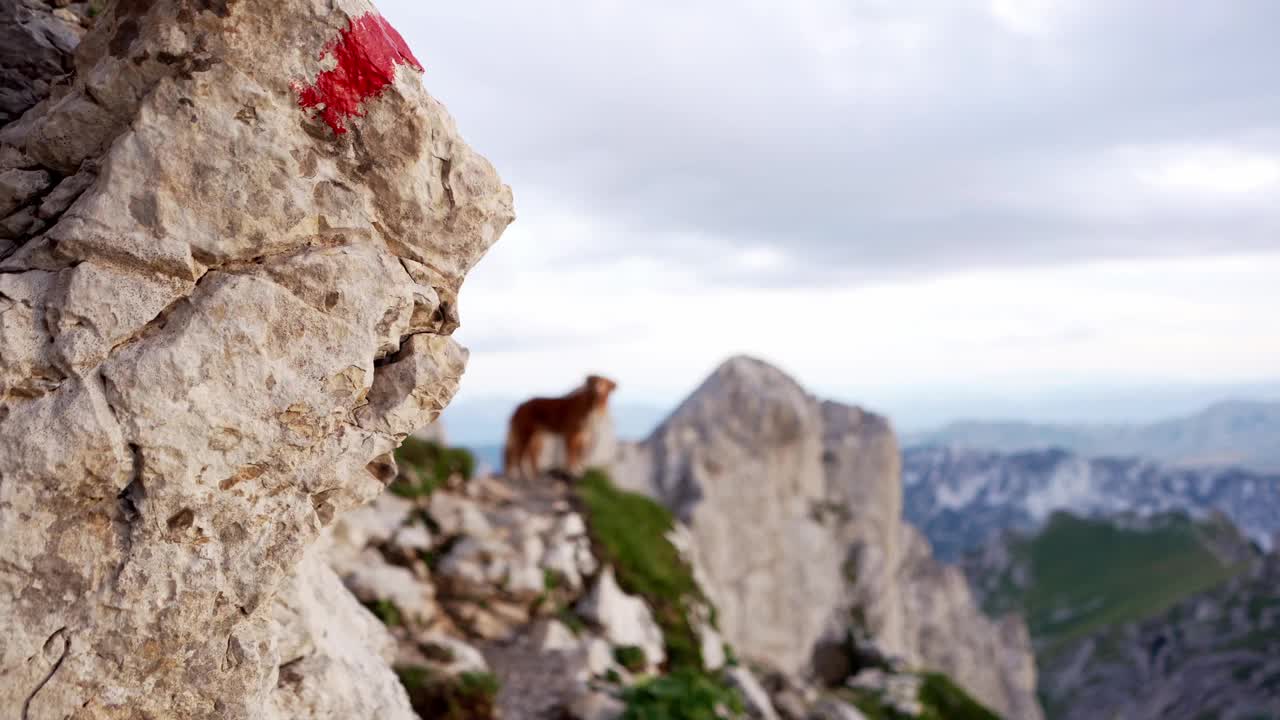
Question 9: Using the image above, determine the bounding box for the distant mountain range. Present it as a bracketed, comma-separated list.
[911, 400, 1280, 474]
[961, 510, 1279, 720]
[902, 445, 1280, 561]
[961, 511, 1254, 652]
[1038, 548, 1280, 720]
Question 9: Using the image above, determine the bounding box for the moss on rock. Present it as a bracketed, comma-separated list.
[574, 469, 706, 671]
[394, 665, 500, 720]
[621, 669, 744, 720]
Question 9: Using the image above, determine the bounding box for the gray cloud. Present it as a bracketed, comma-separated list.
[383, 0, 1280, 285]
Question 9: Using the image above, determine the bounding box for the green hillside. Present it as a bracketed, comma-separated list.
[978, 512, 1249, 651]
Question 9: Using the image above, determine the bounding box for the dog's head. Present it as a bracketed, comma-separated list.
[585, 374, 618, 402]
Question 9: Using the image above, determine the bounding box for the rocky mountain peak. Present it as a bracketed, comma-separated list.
[656, 354, 818, 450]
[619, 357, 1044, 719]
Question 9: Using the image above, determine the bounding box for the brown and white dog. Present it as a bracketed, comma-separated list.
[503, 375, 618, 480]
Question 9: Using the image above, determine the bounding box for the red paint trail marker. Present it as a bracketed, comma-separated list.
[295, 13, 423, 135]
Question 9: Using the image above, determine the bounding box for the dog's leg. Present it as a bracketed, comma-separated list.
[524, 431, 544, 480]
[503, 427, 522, 480]
[566, 430, 588, 477]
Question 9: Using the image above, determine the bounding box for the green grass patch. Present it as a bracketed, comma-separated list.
[840, 688, 901, 720]
[918, 673, 1001, 720]
[558, 605, 587, 635]
[362, 598, 402, 627]
[394, 666, 499, 720]
[621, 669, 744, 720]
[390, 438, 475, 499]
[615, 645, 648, 673]
[996, 512, 1245, 651]
[543, 568, 563, 591]
[575, 469, 705, 671]
[840, 672, 1002, 720]
[722, 643, 739, 668]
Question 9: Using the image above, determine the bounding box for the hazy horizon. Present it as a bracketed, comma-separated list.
[441, 373, 1280, 445]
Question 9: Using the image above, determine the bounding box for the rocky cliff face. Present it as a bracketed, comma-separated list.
[960, 510, 1268, 720]
[315, 428, 1016, 720]
[0, 0, 512, 716]
[0, 0, 91, 127]
[1039, 552, 1280, 720]
[617, 358, 842, 673]
[821, 401, 907, 661]
[616, 356, 1043, 720]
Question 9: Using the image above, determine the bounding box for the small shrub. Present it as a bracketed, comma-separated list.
[458, 671, 501, 698]
[390, 438, 476, 498]
[558, 606, 586, 635]
[722, 643, 739, 668]
[394, 666, 500, 720]
[614, 645, 648, 673]
[544, 568, 563, 591]
[839, 688, 905, 720]
[420, 642, 456, 664]
[575, 470, 705, 670]
[362, 598, 402, 627]
[621, 669, 744, 720]
[918, 673, 1000, 720]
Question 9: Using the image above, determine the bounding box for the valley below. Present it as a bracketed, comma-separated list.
[902, 407, 1280, 720]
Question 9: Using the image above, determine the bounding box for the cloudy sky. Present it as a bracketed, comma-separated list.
[379, 0, 1280, 438]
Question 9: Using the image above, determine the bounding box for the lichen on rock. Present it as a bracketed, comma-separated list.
[0, 0, 512, 717]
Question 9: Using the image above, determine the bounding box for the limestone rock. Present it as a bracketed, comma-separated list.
[615, 356, 842, 672]
[616, 357, 1042, 719]
[268, 548, 415, 719]
[0, 0, 88, 126]
[483, 628, 595, 720]
[696, 620, 727, 671]
[528, 618, 579, 654]
[413, 631, 489, 675]
[391, 523, 433, 552]
[567, 690, 626, 720]
[726, 666, 781, 720]
[771, 688, 812, 720]
[821, 401, 907, 654]
[342, 549, 435, 624]
[581, 635, 616, 678]
[411, 419, 448, 445]
[825, 401, 1043, 720]
[437, 536, 513, 595]
[542, 537, 585, 590]
[333, 492, 416, 550]
[894, 525, 1042, 720]
[0, 0, 512, 716]
[810, 699, 868, 720]
[576, 566, 666, 670]
[430, 491, 495, 538]
[848, 669, 923, 717]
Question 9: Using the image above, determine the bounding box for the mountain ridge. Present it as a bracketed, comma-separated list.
[960, 510, 1278, 720]
[912, 399, 1280, 473]
[902, 445, 1280, 562]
